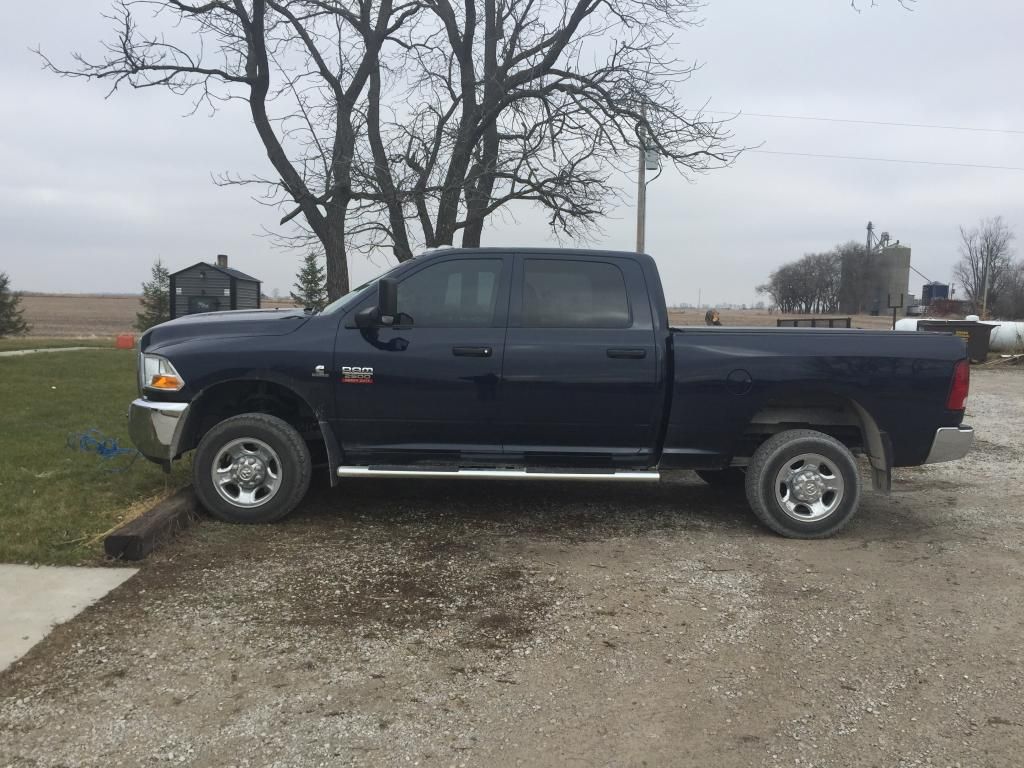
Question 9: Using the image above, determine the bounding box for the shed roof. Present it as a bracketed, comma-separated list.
[170, 261, 260, 283]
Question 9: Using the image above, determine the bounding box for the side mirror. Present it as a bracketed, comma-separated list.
[354, 306, 378, 329]
[353, 277, 400, 329]
[378, 277, 398, 322]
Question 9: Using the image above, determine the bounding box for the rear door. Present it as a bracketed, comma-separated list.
[500, 253, 660, 466]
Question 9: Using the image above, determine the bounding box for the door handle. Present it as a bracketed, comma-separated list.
[606, 348, 647, 359]
[452, 346, 493, 357]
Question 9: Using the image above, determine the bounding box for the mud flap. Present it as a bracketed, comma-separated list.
[319, 420, 343, 487]
[871, 464, 892, 494]
[869, 431, 893, 495]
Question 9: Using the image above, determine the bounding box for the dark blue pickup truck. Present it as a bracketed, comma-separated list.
[129, 248, 973, 538]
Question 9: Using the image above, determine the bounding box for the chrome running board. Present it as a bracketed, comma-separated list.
[336, 466, 661, 482]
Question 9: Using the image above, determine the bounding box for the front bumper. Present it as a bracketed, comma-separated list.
[128, 398, 190, 463]
[924, 425, 974, 464]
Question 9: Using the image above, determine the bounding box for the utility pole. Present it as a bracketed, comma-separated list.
[864, 220, 874, 316]
[981, 262, 990, 319]
[636, 103, 647, 254]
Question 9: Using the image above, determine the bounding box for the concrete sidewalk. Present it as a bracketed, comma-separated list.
[0, 565, 136, 671]
[0, 347, 101, 357]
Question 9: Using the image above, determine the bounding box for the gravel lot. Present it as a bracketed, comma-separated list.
[2, 368, 1022, 768]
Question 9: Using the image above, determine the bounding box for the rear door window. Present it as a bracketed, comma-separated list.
[522, 259, 631, 328]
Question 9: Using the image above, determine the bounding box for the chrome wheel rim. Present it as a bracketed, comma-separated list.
[211, 438, 282, 509]
[774, 452, 845, 522]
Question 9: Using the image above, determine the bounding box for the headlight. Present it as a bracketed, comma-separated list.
[141, 354, 185, 391]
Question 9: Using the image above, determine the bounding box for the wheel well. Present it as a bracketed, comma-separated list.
[734, 395, 887, 475]
[178, 380, 324, 459]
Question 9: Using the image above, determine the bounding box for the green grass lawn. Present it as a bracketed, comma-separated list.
[0, 349, 190, 564]
[0, 337, 116, 352]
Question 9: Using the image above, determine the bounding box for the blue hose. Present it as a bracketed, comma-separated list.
[66, 428, 141, 472]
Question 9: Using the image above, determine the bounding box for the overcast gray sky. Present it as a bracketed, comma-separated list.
[2, 0, 1021, 306]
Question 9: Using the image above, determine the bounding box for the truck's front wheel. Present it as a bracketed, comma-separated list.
[193, 413, 311, 524]
[745, 429, 861, 539]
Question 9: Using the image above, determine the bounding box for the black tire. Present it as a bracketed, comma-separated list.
[744, 429, 861, 539]
[696, 468, 746, 488]
[193, 413, 311, 524]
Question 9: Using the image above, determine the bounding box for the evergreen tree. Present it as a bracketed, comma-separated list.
[291, 251, 328, 311]
[0, 272, 30, 337]
[135, 258, 171, 331]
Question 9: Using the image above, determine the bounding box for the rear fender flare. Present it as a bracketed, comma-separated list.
[849, 400, 892, 494]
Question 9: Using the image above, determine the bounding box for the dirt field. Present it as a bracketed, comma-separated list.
[19, 295, 142, 337]
[19, 293, 894, 337]
[1, 367, 1022, 767]
[19, 295, 298, 338]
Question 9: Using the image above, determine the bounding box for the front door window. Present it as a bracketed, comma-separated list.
[398, 258, 503, 327]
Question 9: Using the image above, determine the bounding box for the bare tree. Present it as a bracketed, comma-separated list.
[815, 250, 843, 313]
[759, 248, 846, 314]
[993, 261, 1024, 320]
[40, 0, 737, 299]
[849, 0, 915, 11]
[954, 216, 1015, 317]
[383, 0, 735, 250]
[39, 1, 425, 299]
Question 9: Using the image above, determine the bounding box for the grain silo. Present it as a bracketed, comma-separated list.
[838, 223, 913, 315]
[874, 243, 911, 313]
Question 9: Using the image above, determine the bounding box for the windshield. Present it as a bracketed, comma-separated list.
[320, 263, 405, 315]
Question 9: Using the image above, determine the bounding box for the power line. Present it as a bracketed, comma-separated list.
[749, 149, 1024, 172]
[707, 110, 1024, 136]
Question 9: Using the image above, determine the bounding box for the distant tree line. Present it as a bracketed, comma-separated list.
[757, 242, 869, 315]
[760, 217, 1023, 320]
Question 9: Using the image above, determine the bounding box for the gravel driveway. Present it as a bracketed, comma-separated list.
[2, 368, 1023, 768]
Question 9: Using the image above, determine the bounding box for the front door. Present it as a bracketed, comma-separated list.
[500, 254, 660, 466]
[333, 254, 511, 463]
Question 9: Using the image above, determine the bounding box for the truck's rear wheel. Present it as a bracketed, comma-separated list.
[744, 429, 861, 539]
[193, 413, 311, 524]
[696, 468, 746, 488]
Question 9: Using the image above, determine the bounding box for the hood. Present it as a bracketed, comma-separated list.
[141, 308, 311, 351]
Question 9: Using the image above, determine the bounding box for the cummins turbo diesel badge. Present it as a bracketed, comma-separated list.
[341, 366, 374, 384]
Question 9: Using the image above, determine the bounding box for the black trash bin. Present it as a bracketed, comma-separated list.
[916, 320, 996, 363]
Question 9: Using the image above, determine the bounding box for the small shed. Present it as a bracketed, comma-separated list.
[169, 255, 261, 319]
